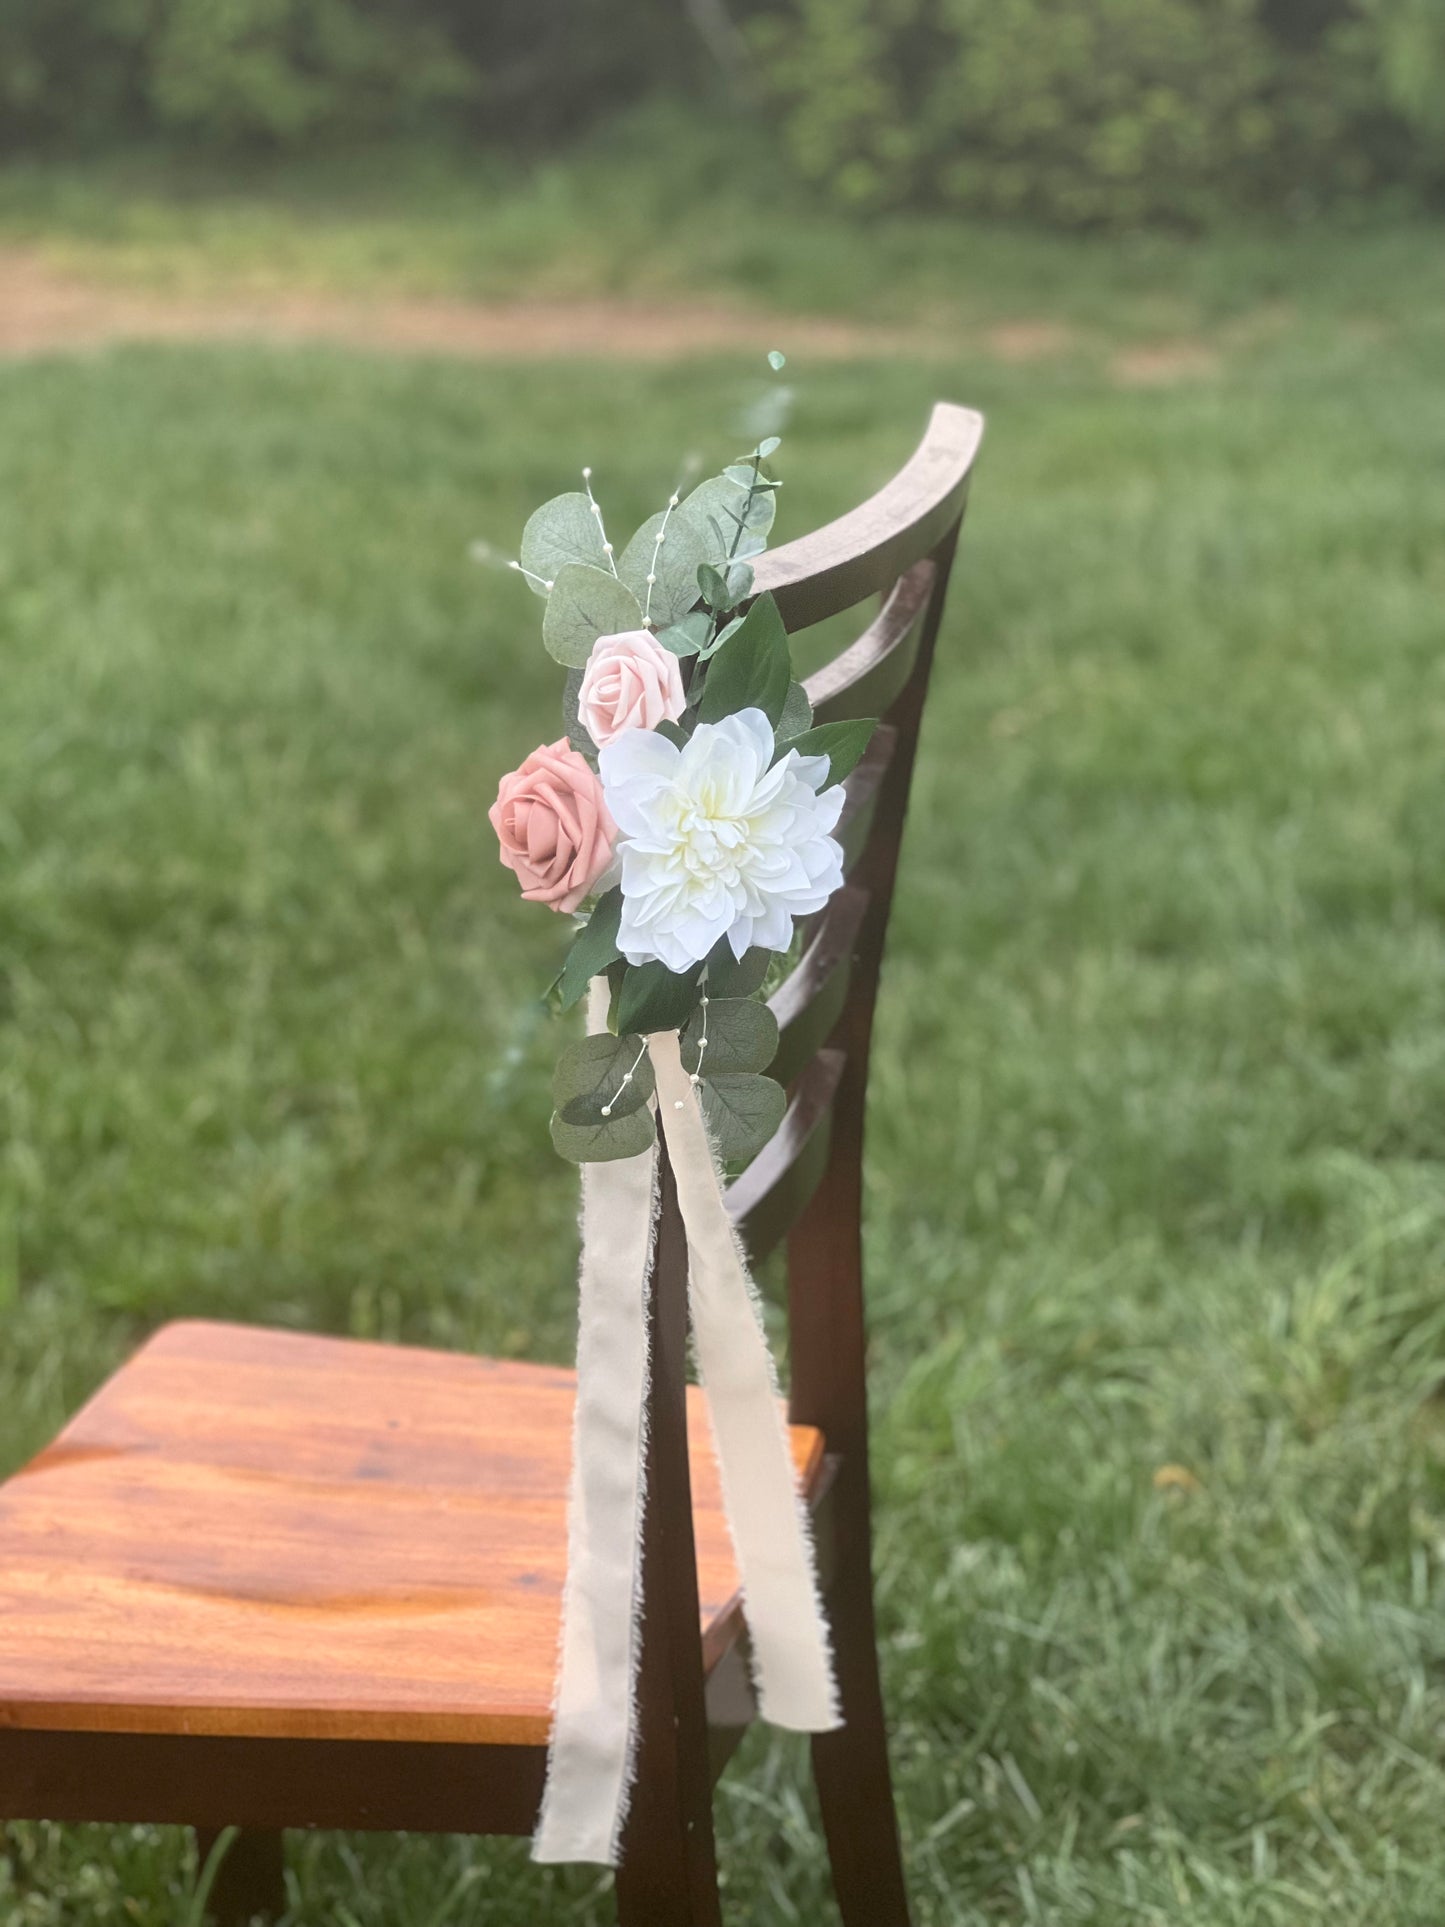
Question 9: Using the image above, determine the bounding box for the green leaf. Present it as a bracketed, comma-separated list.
[551, 1105, 657, 1164]
[655, 610, 711, 658]
[699, 613, 744, 661]
[726, 561, 755, 604]
[697, 591, 792, 727]
[520, 491, 609, 593]
[556, 888, 623, 1012]
[617, 960, 702, 1035]
[705, 940, 774, 997]
[553, 1031, 654, 1123]
[655, 719, 689, 748]
[677, 472, 776, 568]
[543, 564, 644, 669]
[696, 556, 756, 622]
[562, 667, 598, 758]
[776, 680, 813, 741]
[618, 509, 709, 629]
[755, 434, 782, 456]
[723, 463, 780, 492]
[699, 1073, 786, 1162]
[779, 718, 878, 787]
[681, 999, 779, 1077]
[697, 562, 732, 612]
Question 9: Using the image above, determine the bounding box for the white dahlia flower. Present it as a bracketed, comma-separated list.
[598, 708, 845, 974]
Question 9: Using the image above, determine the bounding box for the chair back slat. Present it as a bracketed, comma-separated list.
[753, 402, 984, 629]
[712, 406, 986, 1264]
[834, 726, 896, 875]
[804, 560, 934, 727]
[726, 1049, 844, 1264]
[769, 886, 869, 1090]
[717, 402, 982, 1265]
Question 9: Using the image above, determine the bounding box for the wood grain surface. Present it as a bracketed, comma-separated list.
[0, 1321, 823, 1747]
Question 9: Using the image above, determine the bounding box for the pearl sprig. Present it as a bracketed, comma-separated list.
[599, 1039, 651, 1119]
[673, 993, 709, 1109]
[582, 467, 619, 580]
[642, 491, 681, 631]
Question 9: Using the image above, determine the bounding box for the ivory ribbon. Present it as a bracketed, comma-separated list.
[533, 984, 839, 1867]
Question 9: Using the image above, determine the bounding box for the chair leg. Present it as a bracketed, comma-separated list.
[812, 1466, 911, 1927]
[194, 1828, 286, 1926]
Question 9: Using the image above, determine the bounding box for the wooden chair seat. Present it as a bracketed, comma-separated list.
[0, 1320, 825, 1748]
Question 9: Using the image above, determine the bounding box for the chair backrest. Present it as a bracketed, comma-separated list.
[729, 400, 983, 1422]
[624, 404, 983, 1885]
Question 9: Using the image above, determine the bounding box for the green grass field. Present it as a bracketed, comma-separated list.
[3, 158, 1445, 1923]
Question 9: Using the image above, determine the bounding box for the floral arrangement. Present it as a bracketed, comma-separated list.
[491, 398, 857, 1864]
[490, 422, 876, 1167]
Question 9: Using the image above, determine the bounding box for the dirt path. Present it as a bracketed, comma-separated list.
[0, 244, 1235, 385]
[0, 246, 954, 362]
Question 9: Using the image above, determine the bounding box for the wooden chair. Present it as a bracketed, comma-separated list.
[0, 401, 984, 1926]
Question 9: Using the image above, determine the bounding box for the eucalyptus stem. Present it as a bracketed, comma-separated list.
[726, 448, 766, 564]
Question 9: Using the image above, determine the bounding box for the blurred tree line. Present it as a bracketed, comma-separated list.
[1, 0, 1440, 224]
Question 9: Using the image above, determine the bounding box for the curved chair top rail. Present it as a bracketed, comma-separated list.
[752, 401, 984, 631]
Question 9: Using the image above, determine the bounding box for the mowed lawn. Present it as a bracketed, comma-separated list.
[3, 231, 1445, 1924]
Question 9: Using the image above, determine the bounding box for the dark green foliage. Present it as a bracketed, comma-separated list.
[0, 0, 691, 153]
[616, 960, 703, 1035]
[551, 1031, 654, 1122]
[680, 998, 779, 1076]
[555, 889, 622, 1012]
[696, 591, 792, 725]
[751, 0, 1445, 224]
[705, 941, 775, 998]
[782, 718, 876, 785]
[698, 1071, 786, 1160]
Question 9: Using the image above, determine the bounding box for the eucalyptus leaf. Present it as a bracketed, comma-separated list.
[553, 1031, 654, 1122]
[726, 561, 755, 604]
[520, 491, 609, 594]
[562, 667, 598, 758]
[776, 680, 813, 740]
[697, 591, 791, 726]
[723, 463, 780, 491]
[656, 610, 711, 657]
[556, 887, 623, 1012]
[681, 999, 779, 1077]
[755, 435, 782, 456]
[655, 719, 689, 748]
[617, 960, 702, 1035]
[705, 940, 774, 997]
[551, 1104, 657, 1164]
[618, 509, 709, 630]
[543, 564, 644, 668]
[697, 562, 732, 611]
[699, 1072, 786, 1162]
[779, 718, 878, 787]
[678, 472, 775, 568]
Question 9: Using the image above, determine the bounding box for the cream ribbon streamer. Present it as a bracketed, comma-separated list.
[533, 985, 839, 1867]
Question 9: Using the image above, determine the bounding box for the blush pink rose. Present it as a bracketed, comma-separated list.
[489, 739, 616, 914]
[577, 629, 687, 748]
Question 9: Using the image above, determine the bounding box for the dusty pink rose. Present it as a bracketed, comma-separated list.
[577, 629, 687, 748]
[489, 739, 616, 914]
